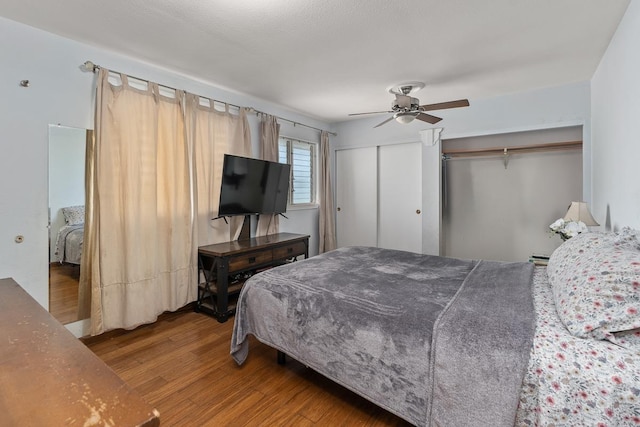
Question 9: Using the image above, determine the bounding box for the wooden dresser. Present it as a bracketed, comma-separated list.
[0, 278, 159, 426]
[197, 232, 309, 322]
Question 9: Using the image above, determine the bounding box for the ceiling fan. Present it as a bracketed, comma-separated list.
[349, 82, 469, 128]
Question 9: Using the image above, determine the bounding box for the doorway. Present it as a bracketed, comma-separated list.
[48, 125, 89, 324]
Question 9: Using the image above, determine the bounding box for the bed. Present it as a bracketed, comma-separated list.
[54, 224, 84, 264]
[230, 230, 640, 426]
[53, 205, 84, 265]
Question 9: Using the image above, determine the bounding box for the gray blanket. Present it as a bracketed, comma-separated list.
[54, 224, 84, 264]
[230, 246, 535, 426]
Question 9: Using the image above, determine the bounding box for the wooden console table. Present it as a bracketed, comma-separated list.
[197, 232, 309, 322]
[0, 278, 159, 426]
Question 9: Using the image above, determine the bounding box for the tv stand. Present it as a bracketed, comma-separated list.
[196, 232, 309, 322]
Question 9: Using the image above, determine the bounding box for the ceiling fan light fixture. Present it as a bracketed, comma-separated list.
[394, 111, 418, 124]
[352, 83, 469, 128]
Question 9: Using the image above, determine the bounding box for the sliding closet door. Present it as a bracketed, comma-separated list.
[336, 147, 377, 247]
[336, 143, 422, 252]
[378, 143, 422, 252]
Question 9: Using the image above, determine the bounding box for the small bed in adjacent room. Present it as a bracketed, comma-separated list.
[54, 224, 84, 264]
[53, 205, 84, 265]
[231, 229, 640, 426]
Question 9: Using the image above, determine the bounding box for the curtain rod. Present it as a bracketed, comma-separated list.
[82, 60, 336, 137]
[442, 140, 582, 160]
[249, 108, 337, 136]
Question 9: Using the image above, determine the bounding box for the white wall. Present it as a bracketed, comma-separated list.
[278, 207, 319, 258]
[591, 1, 640, 230]
[333, 82, 591, 255]
[0, 16, 329, 312]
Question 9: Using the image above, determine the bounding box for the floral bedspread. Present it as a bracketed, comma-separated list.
[515, 267, 640, 426]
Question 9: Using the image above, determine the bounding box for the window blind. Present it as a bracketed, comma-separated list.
[278, 138, 316, 205]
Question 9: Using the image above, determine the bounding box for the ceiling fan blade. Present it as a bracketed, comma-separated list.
[373, 116, 395, 128]
[416, 113, 442, 124]
[420, 99, 470, 111]
[348, 110, 393, 117]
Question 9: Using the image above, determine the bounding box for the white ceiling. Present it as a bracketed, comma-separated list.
[0, 0, 630, 123]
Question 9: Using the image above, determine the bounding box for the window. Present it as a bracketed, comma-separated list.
[278, 137, 317, 206]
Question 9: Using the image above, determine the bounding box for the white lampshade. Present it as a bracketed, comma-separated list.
[563, 201, 599, 226]
[394, 112, 417, 124]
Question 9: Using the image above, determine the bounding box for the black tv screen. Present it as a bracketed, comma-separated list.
[218, 154, 291, 216]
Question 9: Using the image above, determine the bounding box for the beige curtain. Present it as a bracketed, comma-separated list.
[81, 69, 197, 334]
[256, 115, 281, 236]
[319, 130, 337, 252]
[187, 94, 252, 246]
[77, 130, 95, 321]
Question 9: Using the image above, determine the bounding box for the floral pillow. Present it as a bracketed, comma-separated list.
[62, 205, 85, 226]
[613, 226, 640, 250]
[547, 230, 640, 343]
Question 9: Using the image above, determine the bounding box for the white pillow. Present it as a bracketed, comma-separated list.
[62, 205, 85, 226]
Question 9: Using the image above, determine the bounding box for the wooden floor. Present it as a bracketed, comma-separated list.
[83, 309, 412, 426]
[49, 262, 81, 324]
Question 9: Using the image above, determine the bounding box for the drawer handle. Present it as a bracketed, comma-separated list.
[287, 247, 293, 253]
[248, 256, 256, 263]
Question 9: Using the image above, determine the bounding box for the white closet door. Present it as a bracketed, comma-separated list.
[336, 147, 377, 248]
[378, 143, 422, 253]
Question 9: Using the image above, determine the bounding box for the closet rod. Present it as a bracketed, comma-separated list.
[442, 140, 582, 159]
[82, 60, 337, 137]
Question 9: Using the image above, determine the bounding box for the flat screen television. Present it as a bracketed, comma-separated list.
[218, 154, 291, 217]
